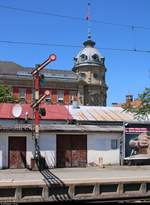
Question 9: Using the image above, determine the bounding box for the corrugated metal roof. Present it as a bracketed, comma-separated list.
[0, 103, 73, 121]
[0, 103, 148, 123]
[67, 105, 139, 122]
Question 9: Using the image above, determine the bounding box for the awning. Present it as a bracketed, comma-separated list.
[0, 124, 123, 133]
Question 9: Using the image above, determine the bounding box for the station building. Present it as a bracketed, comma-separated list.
[0, 103, 139, 169]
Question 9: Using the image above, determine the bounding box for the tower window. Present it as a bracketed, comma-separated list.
[80, 54, 87, 61]
[80, 72, 86, 79]
[93, 73, 99, 79]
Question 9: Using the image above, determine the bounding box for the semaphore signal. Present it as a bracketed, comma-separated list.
[31, 54, 56, 170]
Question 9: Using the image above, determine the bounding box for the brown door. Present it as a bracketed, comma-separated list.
[8, 137, 26, 169]
[57, 135, 87, 168]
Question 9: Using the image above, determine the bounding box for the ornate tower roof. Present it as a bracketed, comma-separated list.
[74, 37, 105, 67]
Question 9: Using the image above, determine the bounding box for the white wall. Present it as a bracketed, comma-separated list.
[26, 134, 34, 167]
[0, 132, 32, 168]
[87, 132, 121, 165]
[39, 133, 56, 168]
[0, 132, 56, 169]
[21, 132, 56, 168]
[0, 134, 8, 169]
[0, 131, 121, 169]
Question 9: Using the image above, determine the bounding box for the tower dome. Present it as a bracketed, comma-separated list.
[74, 38, 105, 67]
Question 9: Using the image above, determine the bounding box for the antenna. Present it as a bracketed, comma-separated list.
[12, 104, 22, 118]
[86, 2, 92, 39]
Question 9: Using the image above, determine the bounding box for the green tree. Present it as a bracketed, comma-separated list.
[0, 84, 14, 103]
[124, 87, 150, 121]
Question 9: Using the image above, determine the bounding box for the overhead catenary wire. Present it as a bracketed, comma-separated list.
[0, 4, 150, 31]
[0, 39, 150, 54]
[0, 3, 150, 54]
[0, 40, 81, 48]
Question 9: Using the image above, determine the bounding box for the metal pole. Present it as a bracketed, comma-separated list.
[31, 54, 56, 170]
[34, 74, 40, 159]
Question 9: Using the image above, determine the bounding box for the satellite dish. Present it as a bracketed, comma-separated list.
[12, 104, 22, 118]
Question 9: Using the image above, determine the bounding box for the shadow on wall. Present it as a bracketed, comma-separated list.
[44, 151, 56, 168]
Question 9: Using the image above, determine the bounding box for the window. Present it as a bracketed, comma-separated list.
[45, 96, 51, 104]
[92, 54, 99, 61]
[19, 88, 26, 102]
[93, 72, 99, 79]
[80, 54, 87, 61]
[57, 90, 64, 104]
[80, 72, 86, 79]
[111, 139, 118, 150]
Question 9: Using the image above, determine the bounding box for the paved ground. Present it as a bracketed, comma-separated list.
[1, 165, 150, 186]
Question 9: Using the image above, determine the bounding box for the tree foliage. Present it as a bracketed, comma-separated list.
[124, 87, 150, 121]
[0, 84, 14, 103]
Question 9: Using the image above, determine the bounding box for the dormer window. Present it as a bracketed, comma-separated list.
[92, 54, 99, 61]
[80, 54, 87, 61]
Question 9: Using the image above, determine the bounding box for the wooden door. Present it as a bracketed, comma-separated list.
[8, 137, 26, 169]
[71, 135, 87, 167]
[56, 135, 87, 168]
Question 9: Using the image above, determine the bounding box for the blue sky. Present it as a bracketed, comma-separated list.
[0, 0, 150, 106]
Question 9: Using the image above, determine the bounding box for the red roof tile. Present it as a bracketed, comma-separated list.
[0, 103, 73, 120]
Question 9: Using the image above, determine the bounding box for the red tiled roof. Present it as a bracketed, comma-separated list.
[0, 103, 73, 120]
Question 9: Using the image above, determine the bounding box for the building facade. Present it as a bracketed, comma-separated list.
[0, 37, 108, 106]
[0, 104, 125, 169]
[0, 130, 121, 169]
[0, 103, 141, 169]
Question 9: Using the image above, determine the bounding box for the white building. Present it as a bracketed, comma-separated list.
[0, 103, 140, 169]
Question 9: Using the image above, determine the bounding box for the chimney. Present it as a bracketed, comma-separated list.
[112, 102, 119, 107]
[126, 94, 133, 103]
